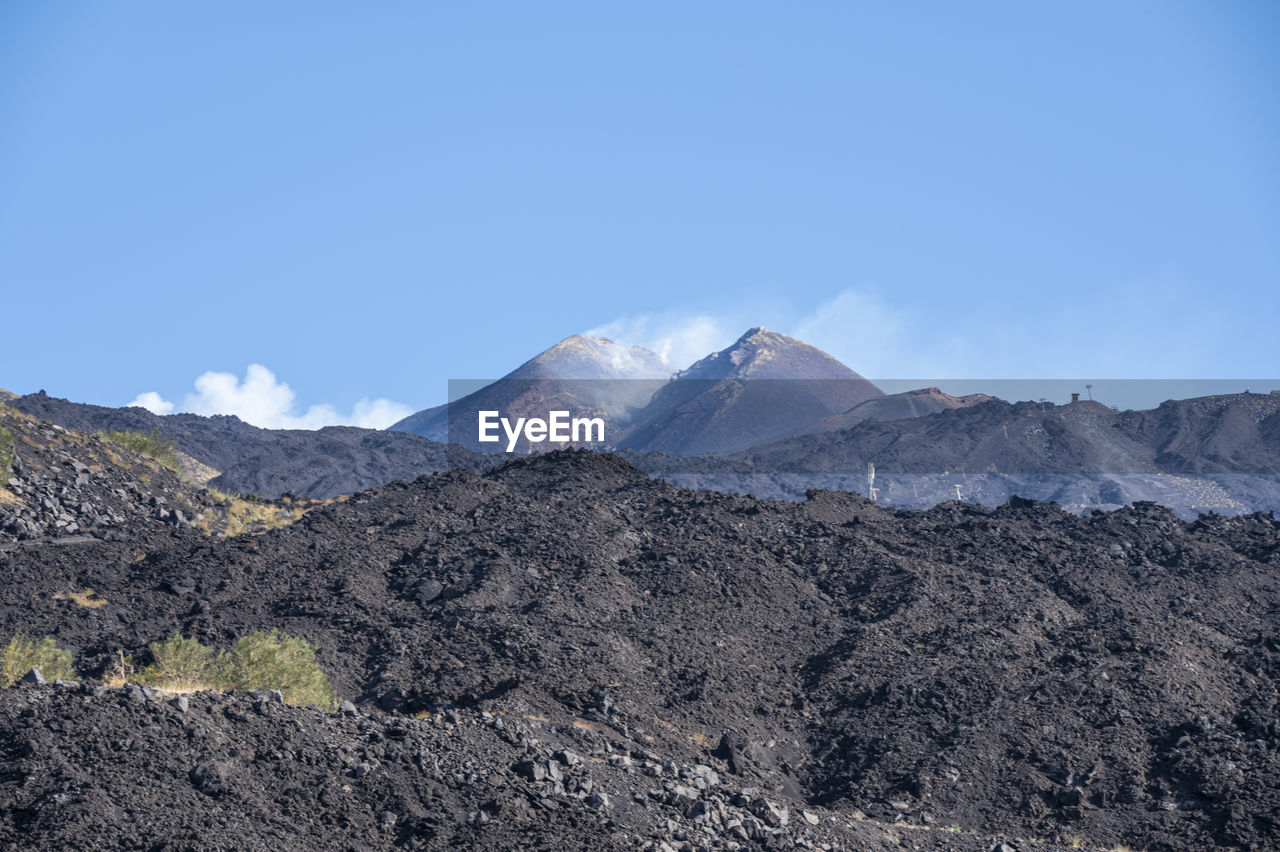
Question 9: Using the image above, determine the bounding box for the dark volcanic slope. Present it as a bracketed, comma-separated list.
[2, 450, 1277, 850]
[791, 387, 996, 436]
[634, 392, 1280, 517]
[10, 391, 487, 499]
[741, 394, 1280, 475]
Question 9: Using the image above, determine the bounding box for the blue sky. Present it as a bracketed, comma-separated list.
[2, 2, 1277, 425]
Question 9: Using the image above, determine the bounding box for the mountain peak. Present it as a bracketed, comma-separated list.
[677, 327, 868, 381]
[547, 333, 613, 350]
[732, 326, 790, 347]
[620, 329, 886, 453]
[512, 335, 671, 381]
[391, 334, 672, 444]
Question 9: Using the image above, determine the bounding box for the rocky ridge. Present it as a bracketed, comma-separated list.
[0, 403, 214, 542]
[0, 402, 328, 545]
[8, 391, 487, 500]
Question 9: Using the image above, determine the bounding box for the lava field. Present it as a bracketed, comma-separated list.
[1, 436, 1277, 850]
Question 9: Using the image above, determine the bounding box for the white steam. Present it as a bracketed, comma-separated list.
[587, 313, 737, 372]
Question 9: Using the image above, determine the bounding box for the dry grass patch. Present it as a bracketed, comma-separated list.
[193, 487, 316, 537]
[57, 588, 107, 609]
[176, 452, 220, 486]
[0, 402, 35, 421]
[102, 650, 138, 688]
[225, 499, 306, 537]
[99, 446, 130, 470]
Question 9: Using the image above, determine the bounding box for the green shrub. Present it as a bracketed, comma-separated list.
[226, 630, 337, 710]
[115, 630, 339, 708]
[1, 632, 77, 686]
[137, 633, 222, 690]
[97, 428, 179, 471]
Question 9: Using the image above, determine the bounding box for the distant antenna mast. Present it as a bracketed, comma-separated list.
[866, 462, 877, 502]
[954, 483, 963, 502]
[1086, 383, 1094, 401]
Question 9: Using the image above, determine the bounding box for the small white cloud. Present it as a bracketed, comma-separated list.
[127, 364, 413, 430]
[127, 391, 175, 415]
[349, 397, 415, 429]
[184, 364, 298, 425]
